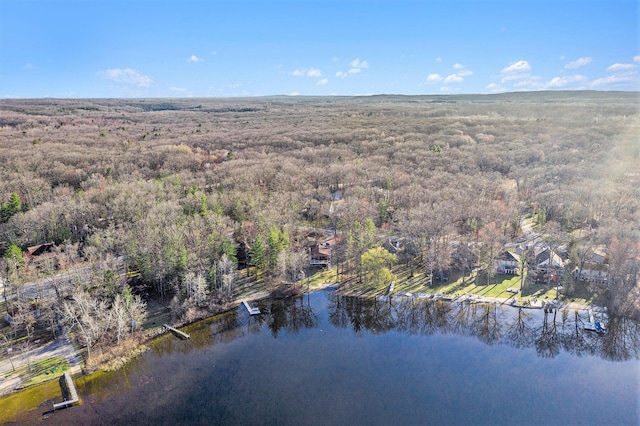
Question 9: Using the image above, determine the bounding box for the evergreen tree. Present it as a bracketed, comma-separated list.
[0, 192, 22, 223]
[267, 227, 288, 274]
[249, 235, 265, 276]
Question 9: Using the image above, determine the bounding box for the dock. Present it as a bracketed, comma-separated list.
[163, 324, 190, 339]
[52, 371, 78, 411]
[242, 300, 261, 315]
[584, 310, 606, 334]
[387, 281, 395, 296]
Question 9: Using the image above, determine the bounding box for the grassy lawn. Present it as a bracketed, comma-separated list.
[4, 357, 70, 390]
[0, 378, 61, 424]
[233, 271, 269, 297]
[328, 263, 602, 307]
[306, 267, 340, 289]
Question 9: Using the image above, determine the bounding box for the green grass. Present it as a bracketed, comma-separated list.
[306, 267, 338, 289]
[4, 357, 69, 390]
[0, 378, 61, 424]
[336, 263, 601, 306]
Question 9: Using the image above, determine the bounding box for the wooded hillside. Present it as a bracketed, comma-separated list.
[1, 92, 638, 327]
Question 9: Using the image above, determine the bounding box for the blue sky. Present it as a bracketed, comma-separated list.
[1, 0, 638, 97]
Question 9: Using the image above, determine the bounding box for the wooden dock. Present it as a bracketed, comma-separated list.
[164, 324, 190, 339]
[387, 281, 395, 296]
[52, 371, 78, 411]
[242, 300, 261, 315]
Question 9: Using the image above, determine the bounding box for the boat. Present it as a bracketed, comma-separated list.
[584, 309, 606, 334]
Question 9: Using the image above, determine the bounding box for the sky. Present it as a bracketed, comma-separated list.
[0, 0, 638, 98]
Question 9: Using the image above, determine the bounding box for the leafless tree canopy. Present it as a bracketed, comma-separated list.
[0, 92, 638, 331]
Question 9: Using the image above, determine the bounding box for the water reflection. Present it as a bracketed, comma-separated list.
[149, 293, 638, 362]
[153, 293, 639, 363]
[255, 295, 318, 337]
[323, 294, 639, 361]
[6, 291, 639, 425]
[150, 308, 243, 357]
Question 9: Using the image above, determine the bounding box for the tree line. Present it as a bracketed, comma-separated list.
[0, 93, 638, 361]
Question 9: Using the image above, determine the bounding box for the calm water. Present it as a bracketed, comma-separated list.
[22, 292, 640, 425]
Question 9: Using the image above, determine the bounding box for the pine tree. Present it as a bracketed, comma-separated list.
[0, 192, 22, 223]
[249, 235, 265, 276]
[267, 227, 288, 274]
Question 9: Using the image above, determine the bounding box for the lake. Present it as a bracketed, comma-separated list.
[12, 291, 640, 425]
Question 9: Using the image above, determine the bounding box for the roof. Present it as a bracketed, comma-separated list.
[24, 242, 55, 257]
[537, 252, 564, 268]
[498, 251, 521, 262]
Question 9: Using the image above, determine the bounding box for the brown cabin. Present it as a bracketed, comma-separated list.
[24, 242, 55, 259]
[309, 235, 338, 268]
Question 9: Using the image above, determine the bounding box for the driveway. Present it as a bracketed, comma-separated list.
[0, 332, 81, 396]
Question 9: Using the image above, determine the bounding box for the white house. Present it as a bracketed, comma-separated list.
[495, 251, 521, 275]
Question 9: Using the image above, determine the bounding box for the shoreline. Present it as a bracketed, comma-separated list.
[335, 283, 606, 313]
[0, 280, 605, 399]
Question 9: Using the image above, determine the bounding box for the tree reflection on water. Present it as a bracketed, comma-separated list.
[322, 293, 639, 361]
[151, 292, 639, 362]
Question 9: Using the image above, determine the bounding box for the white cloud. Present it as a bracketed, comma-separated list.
[512, 77, 543, 90]
[453, 63, 465, 70]
[591, 73, 637, 87]
[634, 56, 640, 63]
[337, 58, 369, 76]
[499, 61, 535, 84]
[501, 60, 531, 74]
[188, 55, 203, 63]
[436, 57, 443, 62]
[317, 78, 328, 85]
[336, 60, 367, 78]
[564, 57, 592, 69]
[444, 74, 464, 84]
[606, 63, 637, 72]
[293, 68, 322, 77]
[425, 67, 472, 86]
[486, 83, 504, 93]
[501, 73, 526, 83]
[288, 92, 300, 96]
[545, 75, 588, 88]
[437, 67, 473, 85]
[350, 58, 369, 69]
[98, 68, 152, 87]
[592, 60, 639, 88]
[169, 87, 187, 92]
[211, 51, 218, 56]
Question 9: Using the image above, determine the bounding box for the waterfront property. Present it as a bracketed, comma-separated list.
[7, 291, 637, 425]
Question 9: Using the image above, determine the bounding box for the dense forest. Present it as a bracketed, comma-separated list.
[0, 92, 638, 365]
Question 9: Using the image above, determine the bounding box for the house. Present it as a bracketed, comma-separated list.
[495, 251, 521, 275]
[23, 242, 59, 270]
[309, 235, 337, 268]
[530, 246, 565, 273]
[24, 242, 55, 259]
[574, 247, 609, 285]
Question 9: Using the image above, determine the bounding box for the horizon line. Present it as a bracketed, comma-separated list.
[2, 89, 639, 101]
